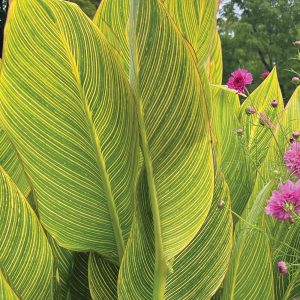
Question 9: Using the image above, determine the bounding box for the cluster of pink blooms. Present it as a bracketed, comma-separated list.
[227, 68, 300, 275]
[265, 180, 300, 221]
[265, 137, 300, 275]
[227, 68, 271, 94]
[266, 141, 300, 222]
[284, 141, 300, 178]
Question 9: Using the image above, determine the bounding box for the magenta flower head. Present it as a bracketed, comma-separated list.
[265, 180, 300, 221]
[277, 261, 288, 275]
[227, 69, 253, 93]
[261, 71, 270, 79]
[284, 142, 300, 178]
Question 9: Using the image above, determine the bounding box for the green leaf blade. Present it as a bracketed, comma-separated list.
[0, 0, 138, 263]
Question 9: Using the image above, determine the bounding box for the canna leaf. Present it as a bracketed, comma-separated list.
[94, 0, 220, 75]
[273, 223, 300, 300]
[69, 253, 92, 300]
[164, 0, 219, 68]
[0, 127, 30, 196]
[164, 169, 233, 300]
[0, 0, 138, 264]
[0, 271, 19, 300]
[118, 0, 214, 298]
[251, 86, 300, 299]
[48, 236, 74, 300]
[0, 167, 53, 299]
[89, 252, 118, 300]
[93, 0, 129, 75]
[206, 32, 223, 85]
[212, 87, 253, 218]
[222, 182, 275, 300]
[239, 67, 283, 178]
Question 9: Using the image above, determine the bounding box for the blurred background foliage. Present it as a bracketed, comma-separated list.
[0, 0, 299, 100]
[219, 0, 300, 100]
[66, 0, 99, 18]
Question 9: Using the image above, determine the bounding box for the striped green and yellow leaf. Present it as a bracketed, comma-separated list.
[239, 68, 283, 178]
[212, 87, 253, 217]
[164, 0, 219, 68]
[206, 32, 223, 85]
[0, 271, 19, 300]
[118, 0, 214, 297]
[93, 0, 130, 75]
[89, 253, 118, 300]
[0, 0, 138, 264]
[69, 253, 92, 300]
[0, 167, 53, 299]
[164, 169, 233, 300]
[222, 182, 275, 300]
[94, 0, 220, 75]
[248, 86, 300, 299]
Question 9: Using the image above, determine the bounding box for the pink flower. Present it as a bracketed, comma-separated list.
[261, 71, 270, 78]
[227, 69, 253, 93]
[284, 142, 300, 178]
[277, 261, 288, 275]
[265, 180, 300, 221]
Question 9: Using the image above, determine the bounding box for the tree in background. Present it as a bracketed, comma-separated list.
[67, 0, 99, 18]
[219, 0, 300, 100]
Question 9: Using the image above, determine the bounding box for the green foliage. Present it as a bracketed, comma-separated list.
[219, 0, 300, 99]
[67, 0, 99, 18]
[0, 0, 300, 299]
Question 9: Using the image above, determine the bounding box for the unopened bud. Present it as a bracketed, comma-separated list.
[236, 128, 244, 136]
[293, 40, 300, 47]
[246, 106, 256, 114]
[292, 131, 300, 139]
[289, 216, 295, 224]
[292, 77, 300, 85]
[271, 99, 278, 108]
[290, 138, 295, 144]
[217, 199, 225, 208]
[277, 261, 288, 275]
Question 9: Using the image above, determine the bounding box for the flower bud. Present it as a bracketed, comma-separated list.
[289, 216, 295, 224]
[271, 99, 278, 108]
[277, 261, 288, 275]
[246, 106, 256, 114]
[217, 199, 225, 208]
[293, 40, 300, 47]
[292, 77, 300, 85]
[236, 128, 244, 136]
[261, 71, 270, 79]
[290, 138, 295, 144]
[292, 131, 300, 139]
